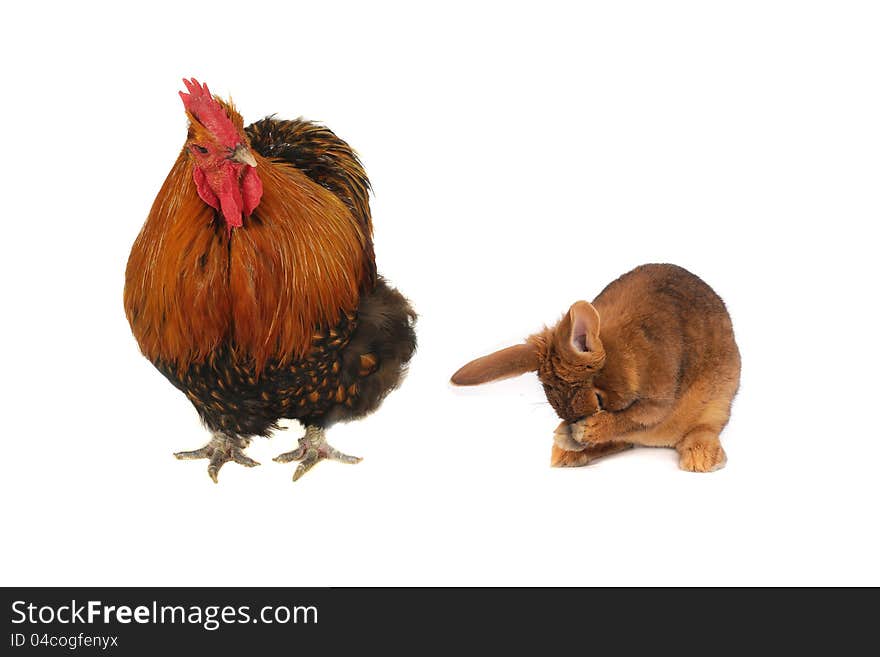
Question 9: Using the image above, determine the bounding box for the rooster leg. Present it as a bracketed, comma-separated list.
[273, 425, 362, 482]
[174, 433, 260, 483]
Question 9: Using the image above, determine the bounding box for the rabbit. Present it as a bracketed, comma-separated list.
[451, 264, 741, 472]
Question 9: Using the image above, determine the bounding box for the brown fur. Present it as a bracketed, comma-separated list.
[451, 264, 741, 472]
[124, 100, 368, 373]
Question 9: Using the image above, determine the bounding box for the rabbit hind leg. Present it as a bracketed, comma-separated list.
[675, 378, 736, 473]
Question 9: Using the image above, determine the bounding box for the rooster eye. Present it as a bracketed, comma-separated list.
[192, 145, 208, 154]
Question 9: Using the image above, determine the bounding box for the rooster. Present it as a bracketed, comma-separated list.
[124, 78, 416, 483]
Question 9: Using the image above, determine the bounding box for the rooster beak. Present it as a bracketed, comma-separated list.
[230, 144, 257, 167]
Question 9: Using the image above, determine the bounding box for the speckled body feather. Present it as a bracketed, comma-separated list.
[155, 281, 415, 435]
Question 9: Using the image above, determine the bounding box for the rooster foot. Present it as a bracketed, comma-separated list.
[273, 425, 362, 482]
[174, 434, 260, 483]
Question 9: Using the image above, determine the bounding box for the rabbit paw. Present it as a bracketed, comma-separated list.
[553, 421, 585, 451]
[571, 412, 612, 446]
[551, 441, 634, 467]
[677, 431, 727, 473]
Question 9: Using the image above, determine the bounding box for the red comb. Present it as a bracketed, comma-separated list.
[179, 78, 240, 148]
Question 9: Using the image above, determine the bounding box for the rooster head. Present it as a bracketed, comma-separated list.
[179, 78, 262, 231]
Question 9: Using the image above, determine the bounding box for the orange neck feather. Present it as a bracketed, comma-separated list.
[124, 149, 367, 372]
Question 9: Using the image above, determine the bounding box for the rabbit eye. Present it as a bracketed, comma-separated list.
[595, 392, 604, 410]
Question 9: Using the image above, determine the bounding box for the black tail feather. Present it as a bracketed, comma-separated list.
[324, 277, 417, 425]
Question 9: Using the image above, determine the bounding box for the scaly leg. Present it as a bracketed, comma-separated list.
[273, 425, 362, 482]
[174, 433, 260, 483]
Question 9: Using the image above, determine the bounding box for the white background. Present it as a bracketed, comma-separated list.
[1, 1, 878, 586]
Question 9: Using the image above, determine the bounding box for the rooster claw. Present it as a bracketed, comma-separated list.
[175, 434, 259, 483]
[273, 426, 362, 481]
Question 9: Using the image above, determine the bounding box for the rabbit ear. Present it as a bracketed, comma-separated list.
[567, 301, 601, 353]
[451, 343, 540, 386]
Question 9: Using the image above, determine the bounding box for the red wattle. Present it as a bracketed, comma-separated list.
[219, 193, 243, 229]
[242, 167, 263, 217]
[193, 166, 219, 210]
[193, 162, 261, 230]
